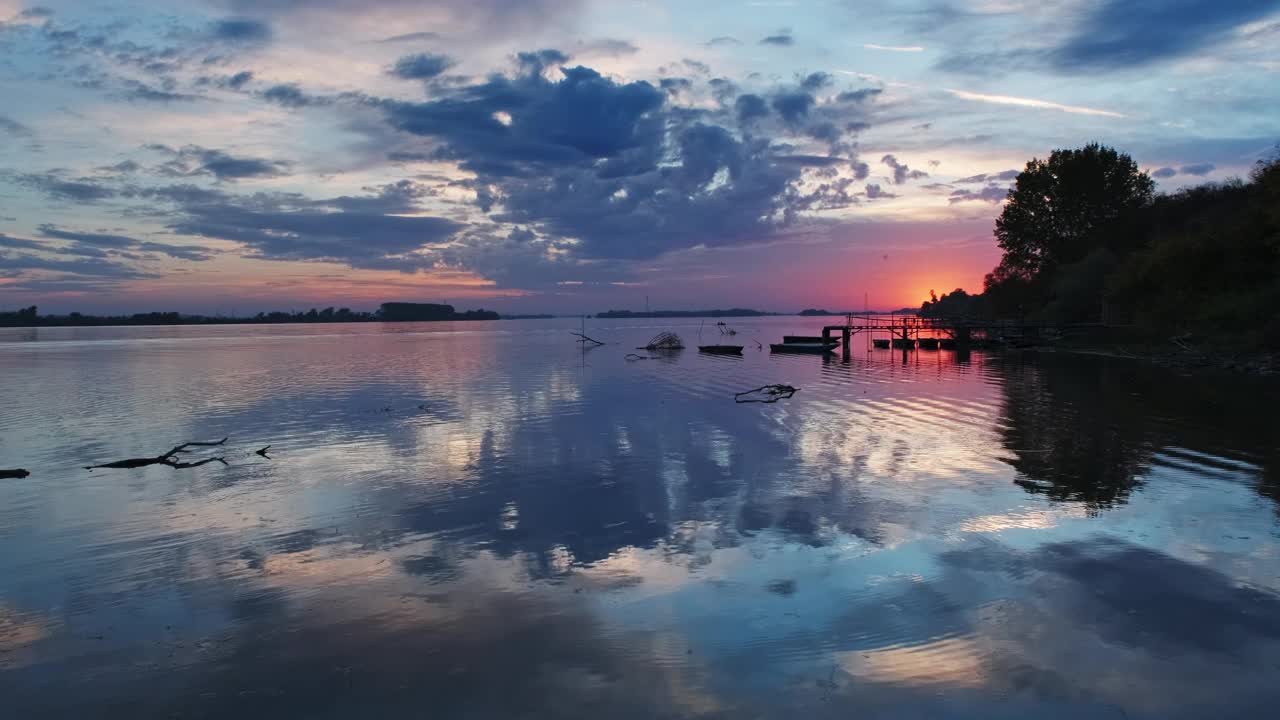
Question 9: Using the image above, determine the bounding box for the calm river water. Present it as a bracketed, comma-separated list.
[1, 317, 1278, 719]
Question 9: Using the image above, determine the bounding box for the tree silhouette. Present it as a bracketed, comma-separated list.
[994, 144, 1153, 282]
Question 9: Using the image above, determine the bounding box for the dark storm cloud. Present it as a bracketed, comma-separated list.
[734, 93, 769, 124]
[150, 145, 290, 181]
[88, 52, 880, 287]
[770, 92, 814, 124]
[1049, 0, 1280, 71]
[347, 58, 877, 275]
[880, 154, 928, 184]
[390, 52, 455, 79]
[211, 18, 273, 43]
[1180, 162, 1216, 176]
[1152, 167, 1178, 179]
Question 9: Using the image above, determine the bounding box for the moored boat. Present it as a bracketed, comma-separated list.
[699, 344, 744, 355]
[770, 340, 837, 354]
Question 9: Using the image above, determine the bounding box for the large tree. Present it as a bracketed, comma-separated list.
[994, 143, 1154, 281]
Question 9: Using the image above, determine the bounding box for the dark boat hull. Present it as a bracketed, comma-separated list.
[770, 342, 837, 354]
[699, 345, 744, 355]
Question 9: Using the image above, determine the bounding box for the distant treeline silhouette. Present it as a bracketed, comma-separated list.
[0, 302, 499, 327]
[595, 308, 777, 319]
[921, 144, 1280, 349]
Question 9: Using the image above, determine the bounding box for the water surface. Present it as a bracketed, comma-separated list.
[2, 318, 1278, 719]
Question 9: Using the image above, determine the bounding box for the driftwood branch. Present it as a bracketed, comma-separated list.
[734, 384, 799, 404]
[1, 469, 30, 479]
[571, 332, 605, 346]
[85, 437, 229, 471]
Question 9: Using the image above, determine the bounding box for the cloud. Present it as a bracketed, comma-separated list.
[1179, 162, 1216, 176]
[863, 43, 923, 52]
[37, 224, 216, 260]
[151, 181, 462, 270]
[1151, 167, 1178, 179]
[949, 184, 1009, 203]
[226, 70, 254, 89]
[800, 72, 831, 91]
[390, 52, 455, 80]
[0, 233, 47, 251]
[15, 173, 117, 202]
[0, 114, 33, 136]
[211, 17, 273, 43]
[577, 38, 639, 57]
[734, 94, 769, 124]
[881, 154, 928, 184]
[0, 251, 158, 280]
[837, 88, 882, 103]
[378, 31, 440, 44]
[760, 32, 794, 46]
[1049, 0, 1280, 71]
[261, 83, 320, 107]
[954, 169, 1019, 184]
[706, 36, 740, 47]
[771, 92, 814, 124]
[149, 144, 290, 181]
[865, 183, 896, 199]
[946, 89, 1125, 118]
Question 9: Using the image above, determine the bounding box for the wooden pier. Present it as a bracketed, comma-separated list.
[820, 315, 1072, 359]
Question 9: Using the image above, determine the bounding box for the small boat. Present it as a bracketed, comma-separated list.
[872, 338, 891, 349]
[699, 344, 744, 355]
[770, 340, 838, 354]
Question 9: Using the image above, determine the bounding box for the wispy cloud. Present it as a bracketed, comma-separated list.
[864, 43, 924, 52]
[946, 89, 1125, 118]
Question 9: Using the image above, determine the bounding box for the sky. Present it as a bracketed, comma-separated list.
[1, 0, 1277, 315]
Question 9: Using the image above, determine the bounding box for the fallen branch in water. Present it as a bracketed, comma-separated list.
[639, 331, 684, 350]
[1, 469, 30, 479]
[85, 438, 229, 471]
[734, 384, 799, 403]
[571, 332, 605, 346]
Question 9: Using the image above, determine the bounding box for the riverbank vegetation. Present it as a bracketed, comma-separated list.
[921, 144, 1279, 350]
[0, 302, 499, 327]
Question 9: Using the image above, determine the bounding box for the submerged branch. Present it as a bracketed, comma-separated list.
[734, 384, 800, 404]
[571, 332, 605, 346]
[1, 469, 30, 479]
[85, 437, 229, 471]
